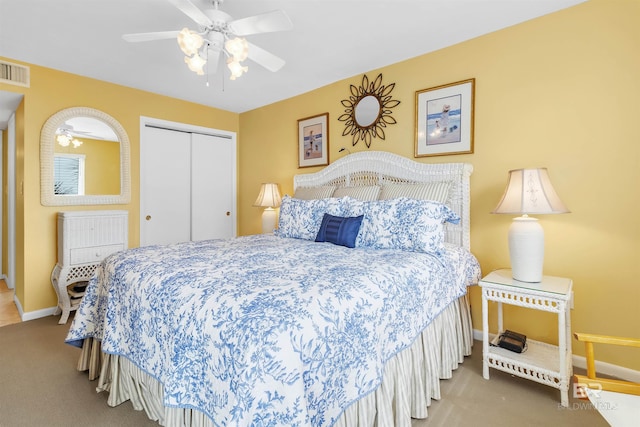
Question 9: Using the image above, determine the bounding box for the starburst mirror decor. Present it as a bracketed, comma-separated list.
[338, 73, 400, 148]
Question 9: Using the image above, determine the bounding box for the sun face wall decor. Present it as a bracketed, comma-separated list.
[338, 74, 400, 148]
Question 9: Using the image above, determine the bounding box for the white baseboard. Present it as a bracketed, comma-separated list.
[13, 295, 58, 321]
[12, 294, 23, 317]
[472, 328, 640, 383]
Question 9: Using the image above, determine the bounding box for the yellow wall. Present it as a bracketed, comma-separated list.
[239, 0, 640, 370]
[0, 63, 239, 314]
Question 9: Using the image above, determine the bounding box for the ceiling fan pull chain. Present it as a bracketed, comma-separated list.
[205, 49, 210, 87]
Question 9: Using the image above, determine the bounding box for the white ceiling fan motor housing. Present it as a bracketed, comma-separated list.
[206, 31, 225, 52]
[205, 9, 232, 33]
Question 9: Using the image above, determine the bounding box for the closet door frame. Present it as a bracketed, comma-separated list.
[139, 116, 237, 246]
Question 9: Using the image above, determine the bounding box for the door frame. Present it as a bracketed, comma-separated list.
[139, 116, 237, 245]
[4, 113, 17, 290]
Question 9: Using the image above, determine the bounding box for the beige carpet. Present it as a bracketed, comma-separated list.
[0, 315, 608, 427]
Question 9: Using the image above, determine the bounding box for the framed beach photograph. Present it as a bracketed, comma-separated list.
[298, 113, 329, 168]
[414, 78, 475, 157]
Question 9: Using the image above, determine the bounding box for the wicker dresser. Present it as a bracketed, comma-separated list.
[51, 210, 128, 324]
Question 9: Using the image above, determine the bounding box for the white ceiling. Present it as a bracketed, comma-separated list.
[0, 0, 585, 127]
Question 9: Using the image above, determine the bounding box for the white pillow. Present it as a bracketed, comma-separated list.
[333, 185, 381, 201]
[293, 186, 336, 200]
[276, 196, 348, 240]
[378, 182, 452, 204]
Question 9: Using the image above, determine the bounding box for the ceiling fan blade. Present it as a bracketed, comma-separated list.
[123, 31, 181, 42]
[228, 10, 293, 36]
[246, 42, 285, 72]
[70, 130, 94, 136]
[167, 0, 213, 28]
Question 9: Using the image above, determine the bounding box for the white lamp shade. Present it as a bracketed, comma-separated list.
[177, 28, 204, 56]
[184, 54, 206, 75]
[493, 168, 569, 283]
[492, 168, 569, 215]
[253, 183, 282, 208]
[225, 37, 249, 62]
[227, 57, 248, 80]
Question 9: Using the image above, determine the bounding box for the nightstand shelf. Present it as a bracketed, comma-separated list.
[480, 269, 573, 407]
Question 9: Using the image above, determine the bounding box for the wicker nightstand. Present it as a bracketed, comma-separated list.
[480, 269, 573, 407]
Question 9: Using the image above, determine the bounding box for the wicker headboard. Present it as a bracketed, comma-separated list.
[293, 151, 473, 250]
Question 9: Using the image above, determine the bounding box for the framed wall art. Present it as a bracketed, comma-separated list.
[298, 113, 329, 168]
[415, 78, 475, 157]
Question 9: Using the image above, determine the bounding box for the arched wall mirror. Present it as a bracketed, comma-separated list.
[41, 107, 131, 206]
[338, 73, 400, 148]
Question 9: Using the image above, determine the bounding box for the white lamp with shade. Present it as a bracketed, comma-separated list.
[253, 183, 282, 234]
[492, 168, 569, 283]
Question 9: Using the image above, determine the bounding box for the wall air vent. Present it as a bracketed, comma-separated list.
[0, 60, 30, 87]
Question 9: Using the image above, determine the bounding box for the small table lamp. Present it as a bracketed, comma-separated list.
[492, 168, 569, 282]
[253, 183, 282, 233]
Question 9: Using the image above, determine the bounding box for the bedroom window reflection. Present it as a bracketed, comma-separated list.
[54, 154, 85, 195]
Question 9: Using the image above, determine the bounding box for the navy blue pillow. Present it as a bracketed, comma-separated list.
[315, 213, 364, 248]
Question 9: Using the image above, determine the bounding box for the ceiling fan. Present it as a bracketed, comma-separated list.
[55, 119, 118, 148]
[55, 124, 92, 147]
[57, 123, 93, 137]
[122, 0, 293, 80]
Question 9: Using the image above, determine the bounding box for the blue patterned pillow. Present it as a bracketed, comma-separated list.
[315, 214, 364, 248]
[276, 196, 347, 240]
[346, 197, 460, 254]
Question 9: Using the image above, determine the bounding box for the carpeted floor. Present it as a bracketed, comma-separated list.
[0, 315, 608, 427]
[414, 344, 608, 427]
[0, 315, 158, 426]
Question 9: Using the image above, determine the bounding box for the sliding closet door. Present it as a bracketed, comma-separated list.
[191, 133, 234, 241]
[140, 127, 191, 246]
[141, 121, 237, 247]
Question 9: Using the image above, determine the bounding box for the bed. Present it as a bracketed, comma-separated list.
[66, 151, 481, 426]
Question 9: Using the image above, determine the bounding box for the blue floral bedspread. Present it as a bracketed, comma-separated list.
[66, 234, 480, 426]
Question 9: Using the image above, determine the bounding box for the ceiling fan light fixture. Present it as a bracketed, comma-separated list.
[178, 27, 204, 56]
[185, 53, 207, 75]
[56, 132, 83, 148]
[56, 133, 71, 147]
[225, 37, 249, 62]
[227, 57, 248, 80]
[124, 0, 291, 80]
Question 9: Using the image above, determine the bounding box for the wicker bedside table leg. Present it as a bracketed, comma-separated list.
[482, 290, 490, 379]
[58, 309, 70, 325]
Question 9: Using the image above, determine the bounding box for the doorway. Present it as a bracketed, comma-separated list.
[0, 91, 21, 323]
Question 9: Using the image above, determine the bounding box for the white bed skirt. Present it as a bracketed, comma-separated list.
[77, 294, 473, 427]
